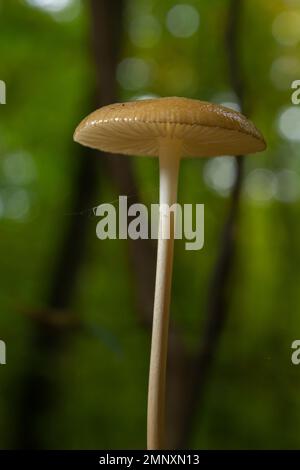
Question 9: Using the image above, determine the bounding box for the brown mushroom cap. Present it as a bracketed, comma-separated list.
[74, 97, 266, 158]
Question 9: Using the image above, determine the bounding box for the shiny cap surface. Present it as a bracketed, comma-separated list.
[74, 97, 266, 157]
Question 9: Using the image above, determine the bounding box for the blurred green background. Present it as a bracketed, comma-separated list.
[1, 0, 300, 450]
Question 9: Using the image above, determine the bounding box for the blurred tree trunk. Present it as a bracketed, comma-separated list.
[89, 0, 156, 328]
[13, 144, 102, 449]
[172, 0, 246, 449]
[13, 0, 125, 450]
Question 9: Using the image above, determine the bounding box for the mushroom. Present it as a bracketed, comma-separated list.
[74, 97, 266, 449]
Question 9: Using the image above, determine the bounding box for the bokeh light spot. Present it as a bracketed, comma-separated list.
[166, 4, 200, 38]
[212, 91, 241, 112]
[203, 156, 237, 196]
[278, 107, 300, 141]
[25, 0, 80, 21]
[272, 11, 300, 46]
[5, 189, 30, 221]
[2, 152, 36, 185]
[130, 93, 159, 101]
[117, 58, 152, 90]
[25, 0, 72, 12]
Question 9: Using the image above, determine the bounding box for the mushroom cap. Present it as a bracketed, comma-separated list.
[74, 97, 266, 158]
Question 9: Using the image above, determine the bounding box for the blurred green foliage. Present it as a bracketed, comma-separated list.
[1, 0, 300, 449]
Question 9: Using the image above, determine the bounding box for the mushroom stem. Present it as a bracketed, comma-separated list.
[147, 138, 182, 450]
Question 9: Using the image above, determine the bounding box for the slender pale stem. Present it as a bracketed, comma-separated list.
[147, 138, 182, 450]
